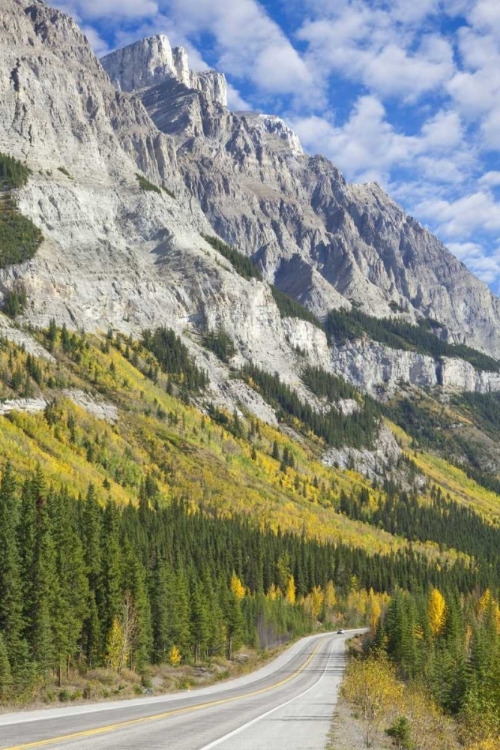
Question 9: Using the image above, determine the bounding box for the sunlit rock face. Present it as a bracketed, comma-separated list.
[1, 0, 500, 430]
[103, 35, 500, 360]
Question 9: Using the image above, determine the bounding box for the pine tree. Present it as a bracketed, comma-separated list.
[49, 489, 88, 684]
[190, 583, 211, 662]
[0, 633, 12, 702]
[0, 464, 25, 670]
[25, 468, 58, 678]
[101, 501, 123, 642]
[167, 571, 192, 659]
[223, 587, 244, 659]
[151, 561, 171, 664]
[127, 555, 152, 672]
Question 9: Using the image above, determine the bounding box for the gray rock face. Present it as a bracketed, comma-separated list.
[103, 36, 500, 359]
[101, 35, 227, 106]
[322, 424, 426, 489]
[330, 339, 500, 397]
[0, 391, 118, 422]
[1, 0, 499, 448]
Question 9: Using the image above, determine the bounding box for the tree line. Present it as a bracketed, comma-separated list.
[325, 307, 500, 372]
[241, 363, 380, 449]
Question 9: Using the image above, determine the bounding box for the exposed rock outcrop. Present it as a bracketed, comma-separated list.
[330, 339, 500, 397]
[0, 390, 118, 422]
[101, 35, 228, 106]
[1, 0, 500, 446]
[0, 0, 309, 418]
[102, 36, 500, 359]
[322, 424, 427, 489]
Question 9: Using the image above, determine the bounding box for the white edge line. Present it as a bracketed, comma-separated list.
[0, 633, 333, 728]
[196, 636, 338, 750]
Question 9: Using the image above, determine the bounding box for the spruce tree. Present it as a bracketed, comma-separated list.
[0, 464, 25, 670]
[0, 633, 12, 702]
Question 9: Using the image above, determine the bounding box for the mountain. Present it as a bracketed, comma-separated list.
[0, 6, 500, 739]
[102, 35, 500, 361]
[0, 0, 499, 412]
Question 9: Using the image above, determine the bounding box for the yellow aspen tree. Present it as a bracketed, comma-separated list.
[285, 575, 296, 605]
[367, 588, 382, 629]
[311, 585, 324, 618]
[324, 580, 336, 612]
[169, 645, 182, 667]
[478, 589, 493, 617]
[230, 572, 246, 600]
[267, 583, 280, 600]
[106, 618, 127, 672]
[342, 655, 403, 748]
[427, 588, 446, 636]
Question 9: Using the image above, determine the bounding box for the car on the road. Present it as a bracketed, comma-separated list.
[337, 629, 344, 634]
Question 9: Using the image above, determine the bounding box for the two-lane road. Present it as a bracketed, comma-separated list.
[0, 631, 359, 750]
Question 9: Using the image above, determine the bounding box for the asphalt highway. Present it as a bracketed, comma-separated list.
[0, 630, 359, 750]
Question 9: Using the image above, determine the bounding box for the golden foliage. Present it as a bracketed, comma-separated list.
[342, 655, 459, 750]
[428, 588, 446, 637]
[106, 619, 128, 673]
[285, 575, 296, 605]
[230, 573, 246, 600]
[169, 646, 182, 667]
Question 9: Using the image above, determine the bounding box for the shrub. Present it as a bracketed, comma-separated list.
[271, 285, 321, 328]
[2, 285, 27, 317]
[57, 166, 74, 180]
[202, 235, 263, 281]
[136, 174, 162, 195]
[203, 329, 236, 363]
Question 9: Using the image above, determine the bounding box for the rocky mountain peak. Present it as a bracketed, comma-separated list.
[256, 114, 304, 156]
[101, 35, 228, 107]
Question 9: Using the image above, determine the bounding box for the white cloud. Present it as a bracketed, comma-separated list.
[479, 171, 500, 187]
[298, 5, 455, 102]
[469, 0, 500, 35]
[82, 25, 110, 56]
[448, 241, 500, 288]
[226, 84, 251, 111]
[56, 0, 159, 19]
[157, 0, 313, 97]
[292, 97, 419, 182]
[292, 99, 470, 187]
[417, 191, 500, 238]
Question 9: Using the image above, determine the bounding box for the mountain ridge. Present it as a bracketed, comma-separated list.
[101, 33, 500, 360]
[1, 0, 500, 417]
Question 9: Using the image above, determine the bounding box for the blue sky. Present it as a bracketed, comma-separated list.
[54, 0, 500, 293]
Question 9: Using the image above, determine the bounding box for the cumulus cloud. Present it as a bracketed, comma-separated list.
[55, 0, 159, 20]
[479, 172, 500, 187]
[416, 192, 500, 238]
[448, 242, 500, 290]
[157, 0, 313, 97]
[292, 97, 419, 182]
[292, 101, 470, 187]
[298, 3, 455, 102]
[82, 25, 110, 56]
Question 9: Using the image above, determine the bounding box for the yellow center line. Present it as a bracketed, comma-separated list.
[4, 640, 325, 750]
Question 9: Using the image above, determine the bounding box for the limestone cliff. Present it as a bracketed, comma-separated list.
[102, 36, 500, 360]
[1, 0, 500, 434]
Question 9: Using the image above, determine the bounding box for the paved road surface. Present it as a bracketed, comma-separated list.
[0, 630, 359, 750]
